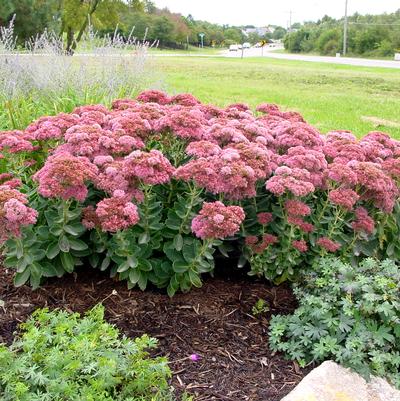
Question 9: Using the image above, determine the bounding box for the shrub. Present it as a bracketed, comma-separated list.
[269, 257, 400, 388]
[0, 304, 177, 401]
[2, 91, 400, 294]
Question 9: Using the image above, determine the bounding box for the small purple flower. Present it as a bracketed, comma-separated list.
[189, 353, 201, 361]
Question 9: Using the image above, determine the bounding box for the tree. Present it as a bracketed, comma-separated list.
[61, 0, 143, 53]
[3, 0, 61, 43]
[224, 27, 243, 44]
[0, 0, 14, 25]
[284, 29, 310, 53]
[152, 15, 174, 46]
[272, 26, 286, 40]
[143, 0, 156, 13]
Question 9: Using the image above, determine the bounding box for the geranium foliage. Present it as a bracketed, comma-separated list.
[2, 91, 400, 294]
[269, 257, 400, 388]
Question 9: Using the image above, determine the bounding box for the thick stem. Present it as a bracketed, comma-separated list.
[327, 207, 345, 239]
[188, 238, 213, 272]
[70, 0, 102, 53]
[140, 184, 153, 238]
[62, 199, 71, 225]
[178, 183, 202, 235]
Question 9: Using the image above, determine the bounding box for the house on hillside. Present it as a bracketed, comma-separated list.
[242, 26, 275, 37]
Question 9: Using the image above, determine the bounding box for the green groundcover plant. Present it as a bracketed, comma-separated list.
[269, 257, 400, 388]
[0, 305, 179, 401]
[2, 90, 400, 295]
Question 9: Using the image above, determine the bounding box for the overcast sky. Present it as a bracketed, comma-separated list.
[152, 0, 400, 27]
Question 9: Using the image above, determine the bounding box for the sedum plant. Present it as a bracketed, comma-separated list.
[0, 304, 177, 401]
[2, 90, 400, 294]
[269, 257, 400, 388]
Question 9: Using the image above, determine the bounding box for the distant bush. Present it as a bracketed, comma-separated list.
[0, 304, 177, 401]
[2, 91, 400, 294]
[269, 257, 400, 388]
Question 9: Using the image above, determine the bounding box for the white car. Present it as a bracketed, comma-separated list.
[229, 44, 239, 51]
[243, 42, 251, 49]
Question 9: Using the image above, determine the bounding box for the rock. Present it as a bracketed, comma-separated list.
[281, 361, 400, 401]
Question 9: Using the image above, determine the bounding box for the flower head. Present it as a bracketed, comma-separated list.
[155, 108, 207, 141]
[287, 215, 314, 233]
[257, 212, 273, 225]
[95, 195, 140, 232]
[328, 188, 360, 211]
[351, 207, 375, 234]
[0, 130, 35, 153]
[316, 237, 341, 252]
[292, 240, 308, 253]
[284, 200, 311, 217]
[189, 353, 201, 361]
[191, 201, 245, 239]
[249, 233, 278, 254]
[266, 166, 315, 197]
[27, 113, 80, 141]
[186, 141, 221, 158]
[33, 152, 98, 201]
[170, 93, 200, 107]
[123, 150, 174, 185]
[0, 185, 37, 243]
[137, 90, 171, 105]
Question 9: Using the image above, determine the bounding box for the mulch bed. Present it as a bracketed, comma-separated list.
[0, 264, 309, 401]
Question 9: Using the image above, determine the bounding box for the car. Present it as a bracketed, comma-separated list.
[229, 44, 239, 51]
[243, 42, 251, 49]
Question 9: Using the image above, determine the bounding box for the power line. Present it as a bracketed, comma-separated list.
[349, 22, 400, 26]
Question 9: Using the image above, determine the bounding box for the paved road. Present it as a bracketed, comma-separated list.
[220, 46, 400, 69]
[2, 47, 400, 69]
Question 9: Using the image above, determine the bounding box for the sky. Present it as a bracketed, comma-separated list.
[152, 0, 400, 27]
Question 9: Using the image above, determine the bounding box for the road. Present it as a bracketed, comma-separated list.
[220, 46, 400, 69]
[2, 47, 400, 69]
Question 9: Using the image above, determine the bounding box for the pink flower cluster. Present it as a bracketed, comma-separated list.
[266, 166, 315, 197]
[83, 191, 140, 232]
[191, 201, 245, 239]
[285, 199, 314, 233]
[292, 240, 308, 253]
[351, 207, 375, 234]
[316, 237, 341, 253]
[175, 144, 272, 199]
[0, 130, 35, 154]
[123, 150, 175, 185]
[246, 233, 278, 254]
[0, 185, 38, 243]
[33, 152, 98, 202]
[328, 188, 360, 211]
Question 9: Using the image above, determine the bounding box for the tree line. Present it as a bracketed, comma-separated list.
[0, 0, 286, 51]
[284, 10, 400, 57]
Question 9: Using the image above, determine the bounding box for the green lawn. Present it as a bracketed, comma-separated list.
[149, 45, 223, 55]
[155, 56, 400, 138]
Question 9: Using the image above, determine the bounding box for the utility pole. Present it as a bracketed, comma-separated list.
[288, 10, 293, 51]
[343, 0, 348, 56]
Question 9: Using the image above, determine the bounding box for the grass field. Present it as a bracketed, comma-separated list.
[149, 45, 222, 55]
[156, 56, 400, 138]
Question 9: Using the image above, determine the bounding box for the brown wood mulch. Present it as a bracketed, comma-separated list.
[0, 266, 309, 401]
